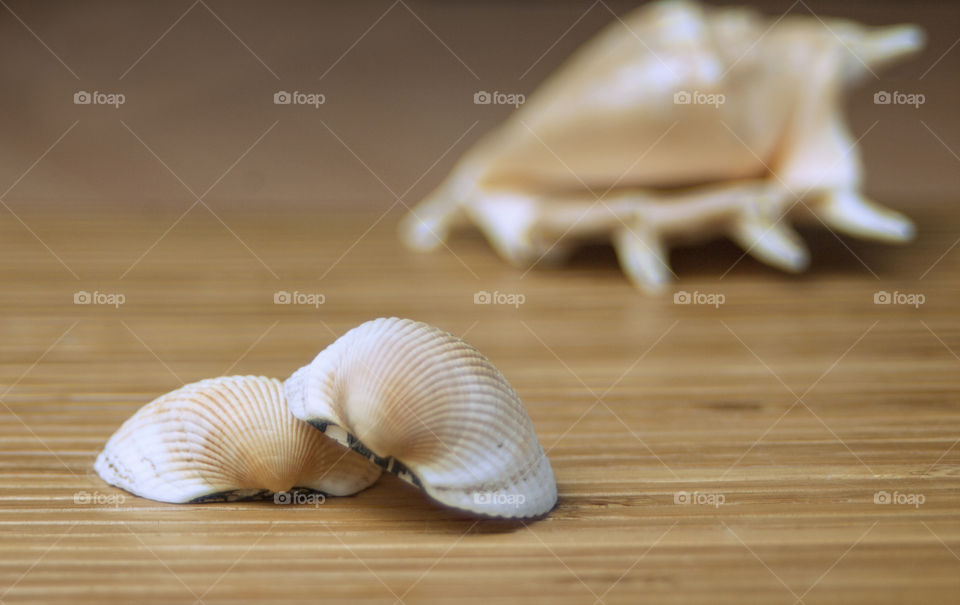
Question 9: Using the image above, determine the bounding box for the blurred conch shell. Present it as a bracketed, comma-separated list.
[400, 0, 926, 292]
[95, 375, 382, 503]
[284, 317, 557, 518]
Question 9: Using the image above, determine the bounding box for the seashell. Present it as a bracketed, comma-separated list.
[284, 317, 557, 518]
[399, 0, 925, 292]
[95, 375, 382, 503]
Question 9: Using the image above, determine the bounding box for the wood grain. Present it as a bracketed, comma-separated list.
[0, 0, 957, 601]
[1, 201, 958, 604]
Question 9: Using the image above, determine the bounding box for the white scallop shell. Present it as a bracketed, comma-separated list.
[284, 318, 557, 518]
[95, 375, 382, 503]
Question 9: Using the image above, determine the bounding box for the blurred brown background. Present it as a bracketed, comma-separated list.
[0, 0, 956, 214]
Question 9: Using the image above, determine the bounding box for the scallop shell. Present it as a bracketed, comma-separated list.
[95, 375, 382, 503]
[284, 317, 557, 518]
[399, 0, 925, 292]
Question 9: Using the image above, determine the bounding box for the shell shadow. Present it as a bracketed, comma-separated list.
[336, 475, 547, 535]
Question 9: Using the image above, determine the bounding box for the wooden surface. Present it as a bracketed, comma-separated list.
[1, 202, 959, 604]
[2, 0, 960, 603]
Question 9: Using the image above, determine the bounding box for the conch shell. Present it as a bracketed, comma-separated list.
[284, 317, 557, 518]
[95, 376, 382, 503]
[400, 0, 925, 292]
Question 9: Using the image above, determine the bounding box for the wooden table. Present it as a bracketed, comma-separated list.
[1, 201, 958, 604]
[2, 0, 959, 601]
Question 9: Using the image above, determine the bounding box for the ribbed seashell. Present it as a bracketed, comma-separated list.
[95, 376, 382, 503]
[284, 318, 557, 518]
[399, 0, 925, 293]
